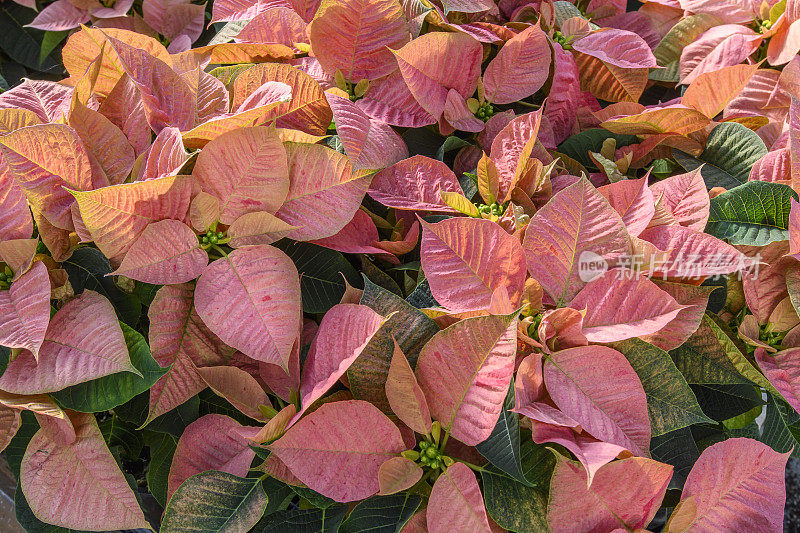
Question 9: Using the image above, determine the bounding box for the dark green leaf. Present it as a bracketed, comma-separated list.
[5, 410, 38, 479]
[261, 478, 295, 517]
[61, 247, 142, 326]
[406, 277, 438, 309]
[359, 255, 402, 296]
[161, 471, 268, 533]
[99, 415, 143, 459]
[476, 385, 528, 485]
[650, 427, 700, 489]
[114, 392, 199, 437]
[348, 277, 439, 411]
[760, 394, 800, 459]
[436, 136, 471, 161]
[273, 240, 361, 313]
[144, 431, 178, 508]
[51, 322, 167, 412]
[0, 5, 60, 72]
[340, 493, 421, 533]
[39, 30, 68, 66]
[254, 504, 348, 533]
[133, 281, 162, 307]
[691, 383, 763, 421]
[674, 122, 767, 189]
[705, 181, 797, 246]
[613, 339, 712, 436]
[557, 129, 638, 170]
[291, 485, 337, 509]
[481, 439, 554, 533]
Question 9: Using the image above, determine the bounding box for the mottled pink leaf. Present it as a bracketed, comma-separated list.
[268, 400, 406, 502]
[98, 74, 151, 156]
[167, 414, 259, 500]
[420, 217, 527, 313]
[597, 175, 655, 237]
[139, 126, 190, 181]
[297, 304, 384, 416]
[194, 245, 301, 369]
[573, 28, 658, 69]
[0, 79, 72, 124]
[69, 103, 135, 186]
[143, 0, 205, 44]
[386, 339, 431, 435]
[675, 438, 788, 532]
[308, 0, 410, 81]
[649, 168, 710, 230]
[522, 177, 631, 305]
[237, 7, 309, 48]
[679, 25, 760, 85]
[368, 155, 462, 212]
[543, 45, 581, 145]
[228, 211, 298, 247]
[755, 347, 800, 413]
[442, 89, 485, 133]
[27, 0, 90, 31]
[275, 142, 371, 241]
[641, 281, 714, 350]
[547, 454, 672, 531]
[639, 225, 745, 278]
[310, 208, 396, 259]
[0, 291, 137, 394]
[428, 462, 491, 533]
[416, 313, 518, 446]
[678, 0, 756, 24]
[570, 269, 686, 342]
[544, 345, 651, 456]
[355, 71, 436, 128]
[489, 109, 543, 201]
[193, 126, 289, 224]
[326, 93, 408, 171]
[0, 261, 50, 358]
[21, 412, 150, 530]
[483, 24, 551, 105]
[0, 158, 33, 240]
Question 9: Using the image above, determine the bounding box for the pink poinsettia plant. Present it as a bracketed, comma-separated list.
[2, 0, 800, 531]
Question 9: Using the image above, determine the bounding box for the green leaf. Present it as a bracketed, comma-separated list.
[133, 281, 161, 307]
[481, 439, 554, 533]
[210, 20, 250, 45]
[291, 485, 337, 509]
[348, 277, 439, 412]
[5, 410, 38, 479]
[144, 431, 178, 507]
[339, 493, 422, 533]
[99, 415, 143, 459]
[115, 392, 200, 437]
[760, 394, 800, 459]
[674, 122, 767, 189]
[161, 471, 268, 533]
[0, 5, 60, 72]
[39, 30, 68, 66]
[651, 14, 719, 83]
[691, 383, 763, 421]
[61, 247, 142, 326]
[436, 136, 471, 161]
[650, 426, 700, 488]
[476, 385, 528, 485]
[705, 181, 797, 246]
[254, 504, 348, 533]
[670, 314, 754, 386]
[273, 240, 361, 314]
[557, 128, 638, 170]
[50, 322, 168, 412]
[613, 339, 713, 436]
[261, 478, 296, 518]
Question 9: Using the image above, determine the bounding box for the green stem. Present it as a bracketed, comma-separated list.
[210, 244, 228, 258]
[456, 460, 484, 472]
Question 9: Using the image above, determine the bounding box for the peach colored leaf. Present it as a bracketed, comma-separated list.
[683, 63, 759, 118]
[275, 142, 371, 241]
[544, 346, 651, 456]
[679, 25, 760, 85]
[392, 32, 483, 119]
[428, 462, 491, 533]
[232, 63, 332, 135]
[755, 347, 800, 413]
[27, 0, 89, 31]
[378, 457, 423, 495]
[649, 168, 710, 231]
[675, 438, 788, 532]
[98, 74, 151, 156]
[326, 93, 408, 171]
[297, 304, 385, 416]
[0, 79, 72, 123]
[641, 281, 715, 351]
[199, 365, 270, 424]
[386, 338, 431, 435]
[70, 174, 194, 259]
[193, 126, 289, 223]
[570, 269, 686, 343]
[0, 406, 19, 453]
[573, 28, 658, 69]
[678, 0, 755, 24]
[522, 177, 631, 305]
[547, 455, 672, 532]
[600, 106, 710, 136]
[190, 42, 295, 65]
[0, 290, 137, 394]
[355, 70, 436, 128]
[62, 27, 171, 97]
[139, 126, 190, 181]
[194, 245, 301, 369]
[308, 0, 410, 81]
[0, 261, 50, 358]
[0, 159, 33, 240]
[112, 220, 207, 284]
[574, 53, 649, 102]
[21, 412, 150, 530]
[416, 313, 519, 446]
[0, 108, 42, 134]
[0, 239, 37, 279]
[483, 24, 550, 105]
[0, 123, 93, 230]
[420, 217, 527, 313]
[69, 102, 135, 186]
[227, 211, 299, 247]
[597, 176, 655, 237]
[367, 155, 462, 212]
[638, 225, 745, 279]
[189, 192, 220, 232]
[146, 284, 231, 424]
[531, 422, 625, 487]
[143, 0, 205, 44]
[237, 8, 309, 49]
[105, 35, 196, 133]
[167, 414, 258, 500]
[268, 400, 406, 502]
[247, 403, 297, 444]
[489, 109, 543, 202]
